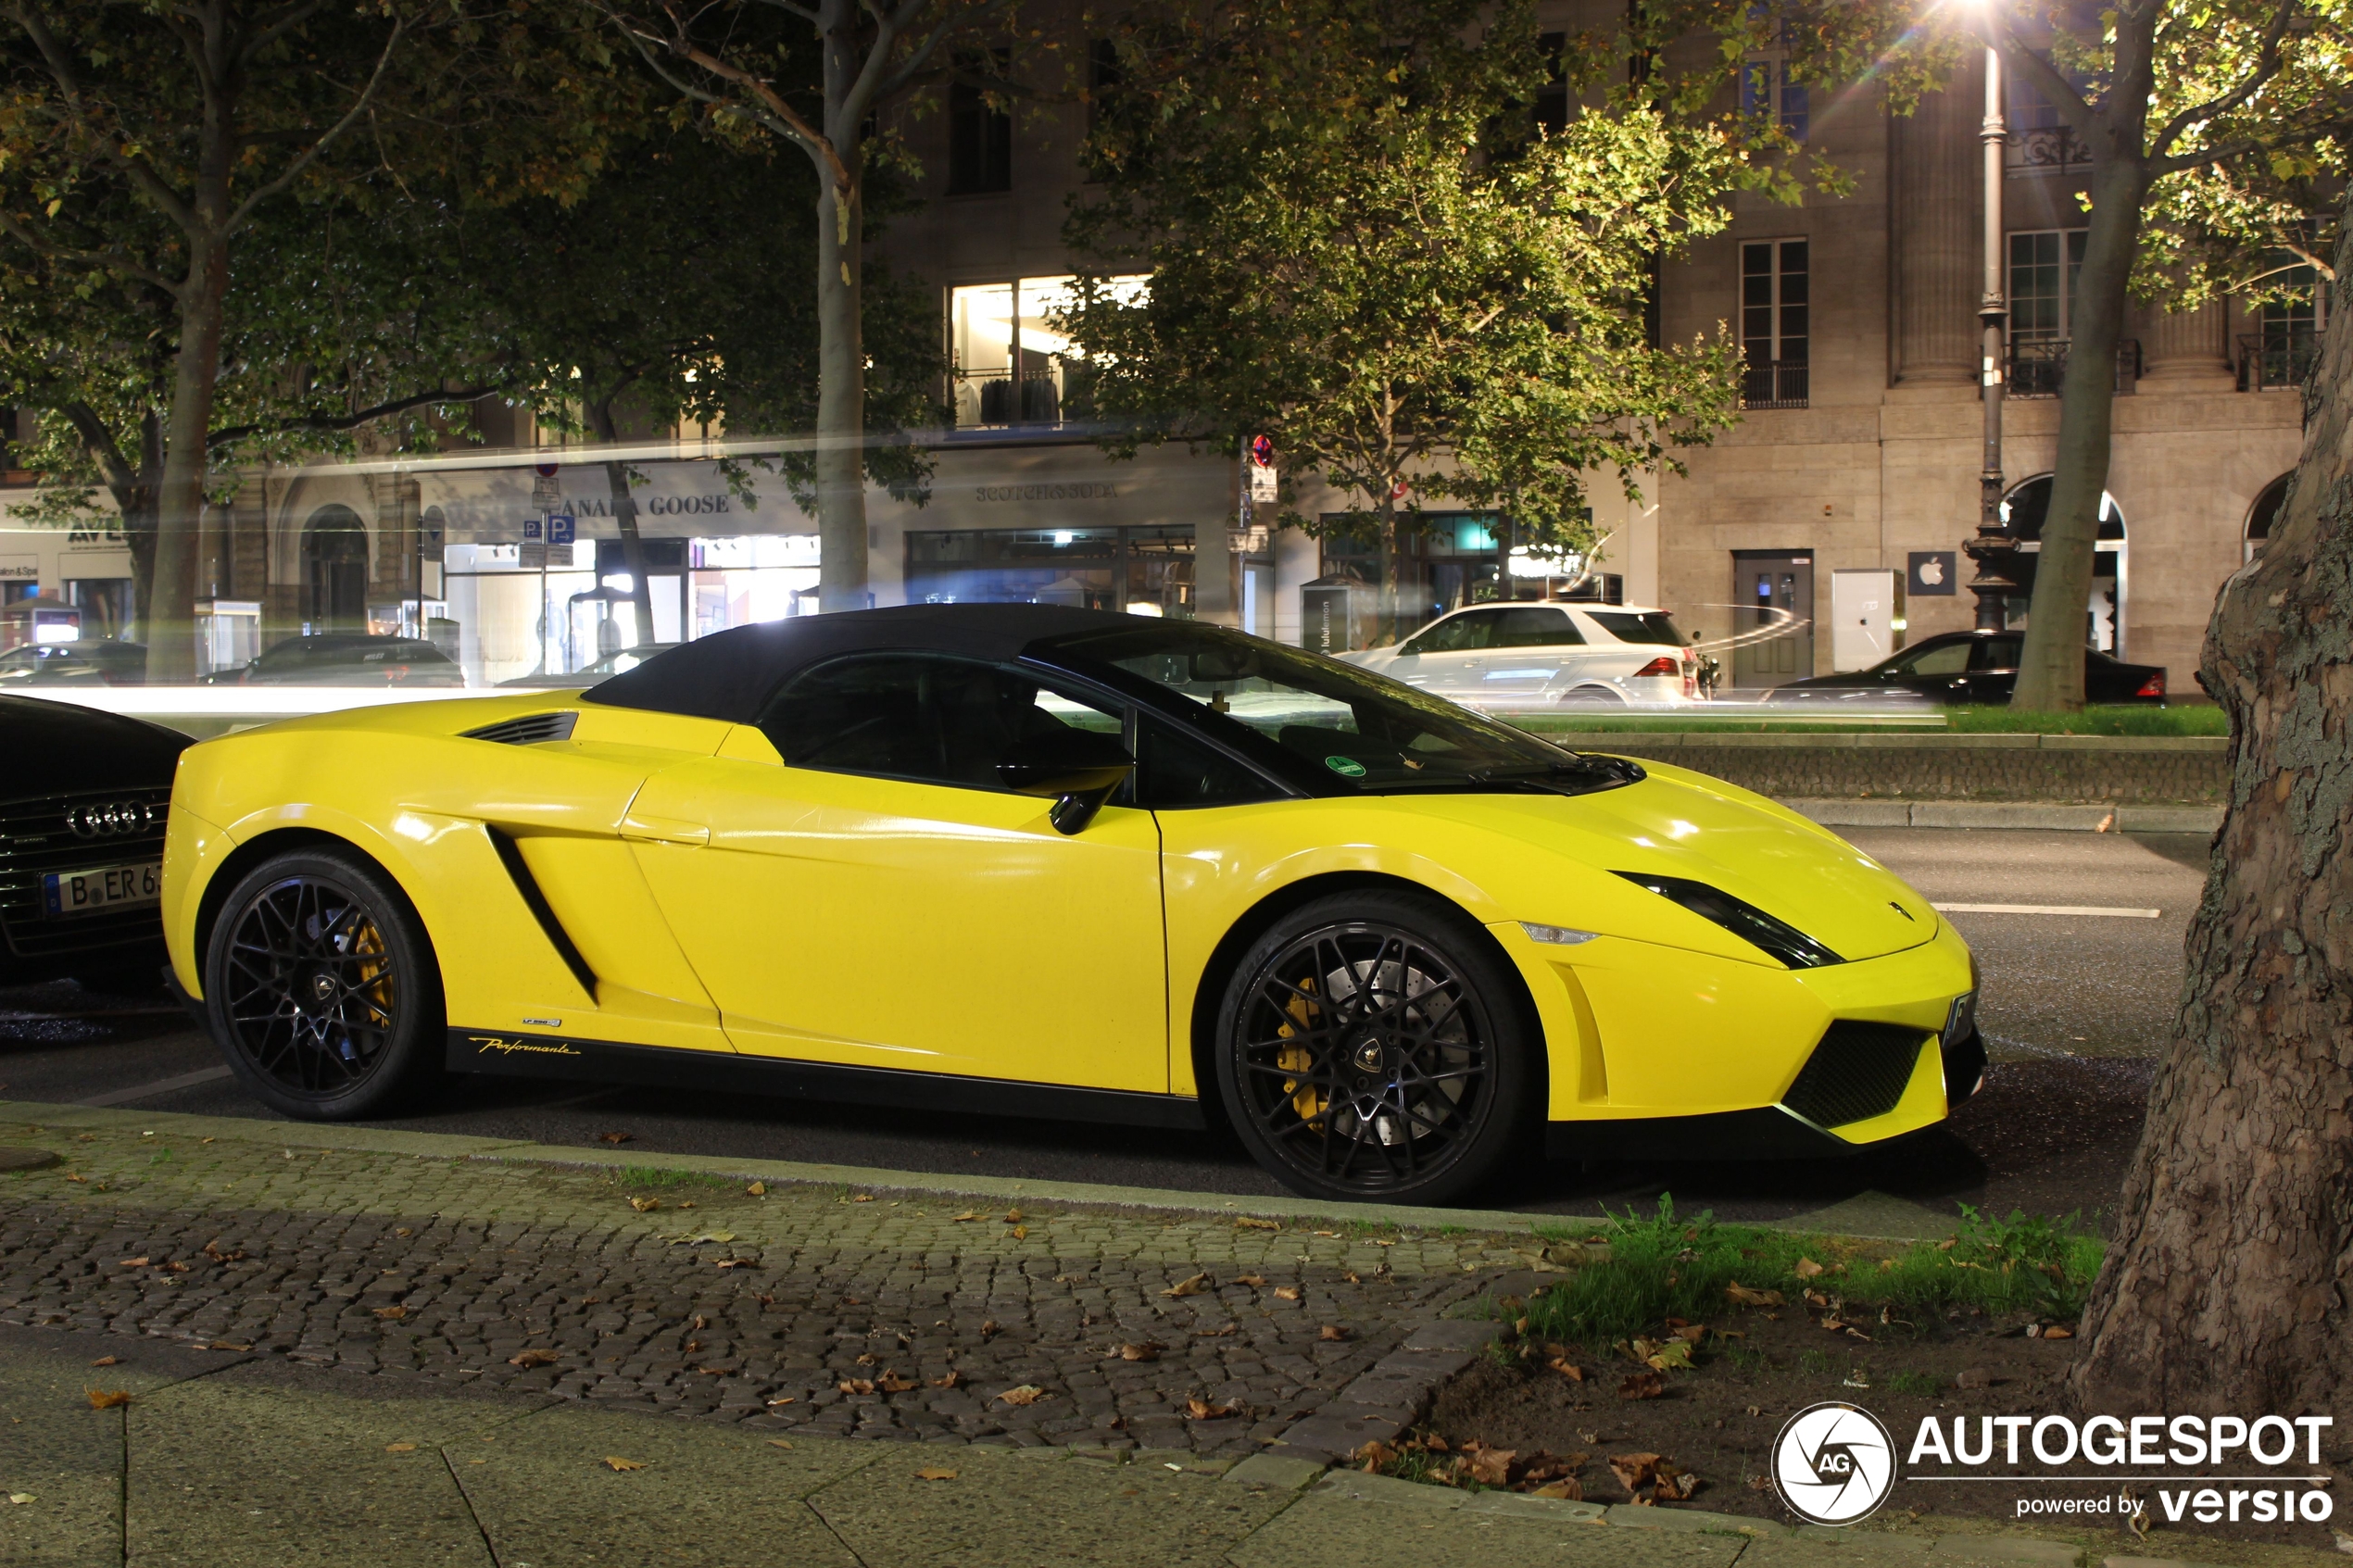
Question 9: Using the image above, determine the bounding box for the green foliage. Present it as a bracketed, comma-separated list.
[1060, 0, 1745, 628]
[1885, 1369, 1944, 1396]
[1517, 1197, 2108, 1351]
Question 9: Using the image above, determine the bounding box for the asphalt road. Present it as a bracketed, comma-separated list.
[0, 827, 2207, 1231]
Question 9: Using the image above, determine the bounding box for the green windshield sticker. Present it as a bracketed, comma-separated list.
[1325, 756, 1368, 778]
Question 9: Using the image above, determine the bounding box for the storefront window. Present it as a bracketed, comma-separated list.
[690, 534, 819, 637]
[948, 275, 1147, 428]
[1318, 514, 1505, 636]
[907, 524, 1193, 616]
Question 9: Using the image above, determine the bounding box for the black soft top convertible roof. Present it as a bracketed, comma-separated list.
[582, 603, 1141, 722]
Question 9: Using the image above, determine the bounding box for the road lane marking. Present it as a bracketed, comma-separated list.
[1934, 903, 2161, 918]
[79, 1065, 234, 1107]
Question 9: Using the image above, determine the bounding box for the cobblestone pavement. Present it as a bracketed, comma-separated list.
[0, 1117, 1554, 1456]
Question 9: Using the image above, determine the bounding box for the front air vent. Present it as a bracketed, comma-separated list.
[1781, 1022, 1933, 1129]
[463, 712, 578, 746]
[1613, 872, 1843, 969]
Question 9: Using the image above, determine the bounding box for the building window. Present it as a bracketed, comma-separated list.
[947, 274, 1148, 427]
[2006, 65, 2093, 174]
[948, 51, 1012, 195]
[2007, 229, 2093, 396]
[1740, 56, 1806, 141]
[2242, 248, 2326, 392]
[1534, 32, 1568, 136]
[1740, 239, 1809, 408]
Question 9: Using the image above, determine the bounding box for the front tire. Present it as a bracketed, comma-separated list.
[1215, 891, 1538, 1205]
[202, 847, 444, 1121]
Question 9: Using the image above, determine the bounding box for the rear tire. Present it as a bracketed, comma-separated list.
[1214, 890, 1539, 1205]
[202, 847, 444, 1121]
[1557, 685, 1626, 708]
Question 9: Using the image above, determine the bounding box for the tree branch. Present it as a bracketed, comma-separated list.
[224, 16, 408, 233]
[645, 7, 851, 192]
[0, 209, 184, 295]
[2149, 0, 2296, 158]
[58, 399, 139, 493]
[205, 381, 505, 448]
[6, 3, 202, 233]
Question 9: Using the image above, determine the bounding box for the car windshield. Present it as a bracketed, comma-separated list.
[1584, 610, 1687, 646]
[1038, 621, 1619, 793]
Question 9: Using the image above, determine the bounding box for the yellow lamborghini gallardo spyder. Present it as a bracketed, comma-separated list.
[162, 604, 1983, 1204]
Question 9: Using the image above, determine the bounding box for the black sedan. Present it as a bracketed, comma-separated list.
[0, 695, 191, 990]
[0, 640, 149, 686]
[202, 633, 464, 687]
[1766, 630, 2167, 707]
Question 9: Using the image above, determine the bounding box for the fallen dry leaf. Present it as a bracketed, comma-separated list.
[1793, 1258, 1825, 1279]
[851, 1193, 874, 1203]
[628, 1197, 661, 1212]
[995, 1385, 1047, 1407]
[1003, 1208, 1023, 1223]
[88, 1357, 118, 1368]
[1531, 1478, 1585, 1500]
[1313, 1230, 1340, 1238]
[766, 1396, 799, 1407]
[1234, 1216, 1279, 1231]
[208, 1341, 251, 1352]
[1617, 1371, 1664, 1401]
[767, 1438, 794, 1449]
[86, 1389, 130, 1410]
[117, 1258, 149, 1268]
[853, 1351, 875, 1365]
[1233, 1273, 1267, 1287]
[1161, 1273, 1209, 1298]
[1318, 1324, 1349, 1342]
[915, 1467, 959, 1481]
[929, 1372, 963, 1388]
[1117, 1343, 1163, 1362]
[1466, 1445, 1516, 1486]
[979, 1319, 1000, 1337]
[1011, 1225, 1028, 1240]
[952, 1211, 984, 1222]
[1185, 1397, 1238, 1421]
[2041, 1324, 2074, 1340]
[395, 1227, 413, 1237]
[838, 1378, 876, 1395]
[384, 1443, 416, 1453]
[875, 1371, 919, 1393]
[509, 1348, 560, 1368]
[1610, 1452, 1662, 1493]
[1273, 1286, 1302, 1301]
[1547, 1358, 1587, 1382]
[1726, 1282, 1784, 1308]
[6, 1494, 32, 1505]
[745, 1181, 766, 1196]
[598, 1132, 633, 1145]
[601, 1456, 643, 1472]
[372, 1306, 407, 1321]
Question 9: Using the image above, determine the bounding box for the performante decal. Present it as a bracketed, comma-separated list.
[464, 1034, 585, 1058]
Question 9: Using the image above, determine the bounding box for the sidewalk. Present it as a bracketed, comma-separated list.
[0, 1101, 2310, 1567]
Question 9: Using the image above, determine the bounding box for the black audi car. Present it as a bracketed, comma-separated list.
[0, 695, 191, 989]
[1766, 629, 2167, 707]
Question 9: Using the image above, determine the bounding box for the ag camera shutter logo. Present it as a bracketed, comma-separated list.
[1774, 1401, 1898, 1525]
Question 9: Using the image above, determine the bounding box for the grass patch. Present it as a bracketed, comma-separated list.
[1509, 704, 2222, 738]
[1517, 1198, 2108, 1349]
[613, 1166, 732, 1193]
[1886, 1370, 1944, 1396]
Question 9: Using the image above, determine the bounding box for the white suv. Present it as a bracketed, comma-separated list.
[1340, 602, 1702, 709]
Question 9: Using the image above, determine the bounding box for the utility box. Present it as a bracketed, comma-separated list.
[1831, 568, 1904, 671]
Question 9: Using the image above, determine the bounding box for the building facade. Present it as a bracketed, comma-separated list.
[1, 22, 2311, 692]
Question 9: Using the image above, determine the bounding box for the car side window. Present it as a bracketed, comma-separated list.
[1491, 608, 1585, 648]
[1133, 716, 1280, 809]
[1973, 636, 2023, 671]
[759, 652, 1124, 793]
[1894, 643, 1972, 676]
[1403, 610, 1497, 656]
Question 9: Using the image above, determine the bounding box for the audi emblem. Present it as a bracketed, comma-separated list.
[64, 800, 161, 838]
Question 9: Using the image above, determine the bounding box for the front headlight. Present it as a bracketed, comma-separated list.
[1612, 872, 1843, 970]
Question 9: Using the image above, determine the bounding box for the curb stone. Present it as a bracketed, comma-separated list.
[1602, 1503, 1793, 1537]
[1788, 799, 2223, 834]
[1222, 1453, 1329, 1490]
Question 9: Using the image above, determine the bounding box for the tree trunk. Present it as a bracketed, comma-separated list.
[2009, 158, 2147, 712]
[813, 13, 868, 615]
[2066, 199, 2353, 1415]
[582, 397, 657, 644]
[146, 237, 231, 683]
[1377, 492, 1403, 646]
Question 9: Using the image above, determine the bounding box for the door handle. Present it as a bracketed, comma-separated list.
[620, 813, 710, 847]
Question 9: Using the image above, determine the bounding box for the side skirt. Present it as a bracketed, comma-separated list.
[1547, 1106, 1868, 1161]
[445, 1029, 1208, 1133]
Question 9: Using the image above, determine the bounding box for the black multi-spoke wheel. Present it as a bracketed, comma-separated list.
[204, 847, 443, 1120]
[1216, 892, 1537, 1204]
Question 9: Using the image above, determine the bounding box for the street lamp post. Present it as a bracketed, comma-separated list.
[1962, 41, 2018, 632]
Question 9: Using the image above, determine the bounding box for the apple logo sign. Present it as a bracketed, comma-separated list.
[1919, 557, 1945, 586]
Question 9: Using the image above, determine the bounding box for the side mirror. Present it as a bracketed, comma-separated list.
[998, 728, 1136, 834]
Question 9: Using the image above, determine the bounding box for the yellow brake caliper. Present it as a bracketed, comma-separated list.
[1277, 978, 1325, 1125]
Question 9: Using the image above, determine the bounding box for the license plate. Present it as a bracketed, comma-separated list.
[42, 861, 163, 918]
